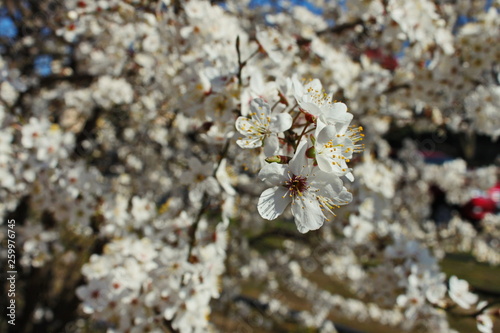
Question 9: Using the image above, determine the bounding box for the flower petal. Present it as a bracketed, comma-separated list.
[316, 154, 334, 173]
[258, 186, 290, 220]
[317, 125, 338, 145]
[289, 140, 309, 176]
[312, 170, 343, 198]
[236, 137, 262, 149]
[249, 98, 271, 117]
[264, 133, 279, 157]
[345, 171, 354, 182]
[292, 74, 304, 97]
[269, 113, 293, 133]
[235, 117, 261, 136]
[216, 158, 236, 196]
[291, 193, 325, 233]
[337, 187, 353, 205]
[299, 101, 321, 117]
[258, 162, 288, 185]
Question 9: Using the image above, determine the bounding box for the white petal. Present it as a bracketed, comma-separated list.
[250, 71, 264, 92]
[289, 140, 309, 176]
[345, 171, 354, 182]
[269, 113, 293, 132]
[333, 102, 347, 113]
[337, 187, 353, 204]
[189, 186, 203, 202]
[312, 171, 343, 198]
[320, 102, 349, 121]
[258, 162, 288, 185]
[319, 103, 352, 130]
[299, 101, 321, 116]
[316, 154, 334, 173]
[249, 98, 271, 116]
[291, 193, 325, 233]
[264, 134, 279, 157]
[477, 314, 493, 333]
[235, 117, 257, 135]
[334, 116, 353, 134]
[236, 137, 262, 148]
[204, 177, 221, 196]
[315, 118, 328, 135]
[317, 125, 338, 145]
[292, 74, 304, 97]
[216, 158, 236, 196]
[189, 157, 203, 172]
[307, 79, 323, 92]
[258, 187, 291, 220]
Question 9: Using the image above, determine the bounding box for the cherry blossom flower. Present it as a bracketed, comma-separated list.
[291, 75, 353, 126]
[344, 214, 374, 243]
[313, 119, 364, 181]
[131, 196, 156, 226]
[181, 157, 220, 203]
[477, 313, 494, 333]
[92, 76, 134, 108]
[256, 27, 287, 64]
[76, 279, 110, 314]
[21, 117, 50, 149]
[236, 98, 292, 157]
[257, 140, 351, 233]
[240, 70, 278, 116]
[448, 275, 478, 309]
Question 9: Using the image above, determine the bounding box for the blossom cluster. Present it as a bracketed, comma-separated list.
[235, 77, 362, 233]
[77, 219, 227, 332]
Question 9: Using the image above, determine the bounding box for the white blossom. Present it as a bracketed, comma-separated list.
[258, 140, 351, 233]
[236, 98, 292, 156]
[448, 275, 478, 309]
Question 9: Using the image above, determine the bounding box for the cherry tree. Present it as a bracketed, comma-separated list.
[0, 0, 499, 332]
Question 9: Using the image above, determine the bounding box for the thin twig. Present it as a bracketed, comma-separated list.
[236, 36, 260, 88]
[186, 139, 231, 262]
[316, 19, 364, 36]
[236, 36, 243, 87]
[295, 123, 310, 152]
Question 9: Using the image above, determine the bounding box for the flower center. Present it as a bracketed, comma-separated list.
[284, 174, 308, 196]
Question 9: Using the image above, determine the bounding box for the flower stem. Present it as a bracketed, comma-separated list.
[295, 123, 310, 152]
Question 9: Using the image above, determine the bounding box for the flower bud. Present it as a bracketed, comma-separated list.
[299, 108, 317, 123]
[305, 146, 316, 159]
[265, 155, 291, 164]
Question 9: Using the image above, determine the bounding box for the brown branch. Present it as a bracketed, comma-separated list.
[383, 83, 411, 94]
[185, 138, 231, 266]
[236, 36, 243, 87]
[73, 106, 102, 158]
[317, 19, 364, 36]
[236, 36, 260, 88]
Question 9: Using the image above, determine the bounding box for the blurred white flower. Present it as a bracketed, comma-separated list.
[76, 279, 110, 314]
[181, 157, 220, 203]
[448, 275, 478, 309]
[131, 196, 155, 226]
[476, 314, 493, 333]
